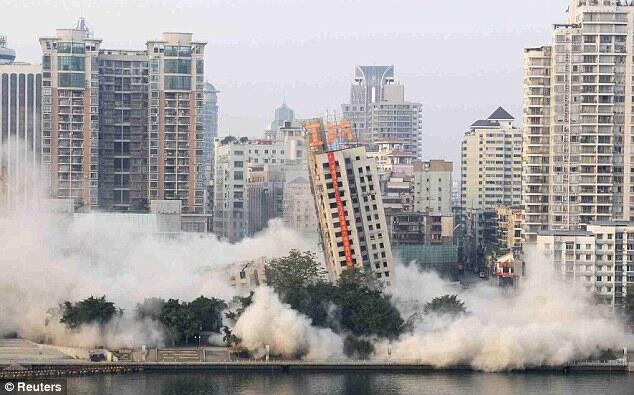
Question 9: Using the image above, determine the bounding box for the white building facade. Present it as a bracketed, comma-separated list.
[307, 119, 395, 285]
[524, 0, 634, 241]
[461, 107, 522, 211]
[413, 160, 453, 215]
[535, 221, 634, 309]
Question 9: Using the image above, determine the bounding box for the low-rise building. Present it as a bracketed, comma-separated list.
[496, 206, 524, 256]
[463, 208, 499, 272]
[413, 160, 453, 215]
[534, 221, 634, 309]
[388, 211, 454, 246]
[227, 257, 269, 296]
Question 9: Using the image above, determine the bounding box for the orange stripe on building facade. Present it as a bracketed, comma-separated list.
[327, 152, 353, 268]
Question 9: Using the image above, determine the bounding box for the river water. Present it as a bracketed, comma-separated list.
[65, 371, 634, 395]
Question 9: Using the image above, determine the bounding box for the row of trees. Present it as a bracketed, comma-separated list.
[56, 250, 472, 355]
[59, 295, 227, 346]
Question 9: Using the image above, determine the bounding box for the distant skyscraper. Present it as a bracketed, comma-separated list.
[306, 118, 395, 285]
[461, 107, 522, 211]
[523, 0, 634, 240]
[283, 175, 318, 235]
[342, 65, 423, 159]
[0, 35, 16, 65]
[271, 102, 294, 130]
[0, 37, 42, 207]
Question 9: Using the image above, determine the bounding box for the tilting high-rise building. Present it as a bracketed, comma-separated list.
[306, 118, 395, 285]
[0, 36, 42, 207]
[523, 0, 634, 241]
[98, 49, 149, 211]
[342, 66, 423, 159]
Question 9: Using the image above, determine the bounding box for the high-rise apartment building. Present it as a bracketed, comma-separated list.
[283, 175, 318, 235]
[146, 33, 206, 214]
[413, 160, 453, 215]
[524, 0, 634, 241]
[306, 118, 395, 284]
[212, 136, 290, 242]
[98, 49, 148, 211]
[496, 205, 524, 256]
[0, 37, 42, 207]
[247, 164, 284, 235]
[202, 81, 218, 183]
[40, 21, 206, 213]
[461, 107, 522, 211]
[342, 66, 423, 159]
[40, 20, 102, 209]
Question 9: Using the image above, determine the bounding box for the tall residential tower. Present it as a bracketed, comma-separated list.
[461, 107, 522, 211]
[523, 0, 634, 240]
[40, 20, 102, 209]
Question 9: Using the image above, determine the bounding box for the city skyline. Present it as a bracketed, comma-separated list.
[3, 0, 565, 166]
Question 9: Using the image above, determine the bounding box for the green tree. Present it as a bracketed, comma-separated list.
[266, 250, 327, 295]
[189, 296, 227, 333]
[334, 270, 403, 338]
[60, 296, 120, 329]
[224, 292, 254, 323]
[159, 299, 186, 346]
[423, 295, 467, 317]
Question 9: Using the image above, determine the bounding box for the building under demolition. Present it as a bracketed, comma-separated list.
[305, 118, 395, 285]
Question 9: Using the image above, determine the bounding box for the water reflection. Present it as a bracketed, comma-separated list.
[65, 371, 634, 395]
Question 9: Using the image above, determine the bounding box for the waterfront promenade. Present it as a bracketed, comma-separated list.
[1, 339, 632, 379]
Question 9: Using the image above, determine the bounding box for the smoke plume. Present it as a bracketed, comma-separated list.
[233, 287, 344, 360]
[0, 204, 317, 348]
[377, 252, 625, 371]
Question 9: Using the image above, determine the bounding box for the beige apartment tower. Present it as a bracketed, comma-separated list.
[146, 33, 206, 214]
[306, 119, 395, 285]
[40, 22, 206, 212]
[460, 107, 522, 211]
[40, 20, 102, 209]
[523, 0, 634, 240]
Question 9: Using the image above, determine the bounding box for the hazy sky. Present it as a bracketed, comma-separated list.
[3, 0, 567, 165]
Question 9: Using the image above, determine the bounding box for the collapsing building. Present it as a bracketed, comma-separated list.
[305, 118, 395, 285]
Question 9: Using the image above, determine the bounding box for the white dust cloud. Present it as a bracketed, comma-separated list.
[233, 287, 343, 360]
